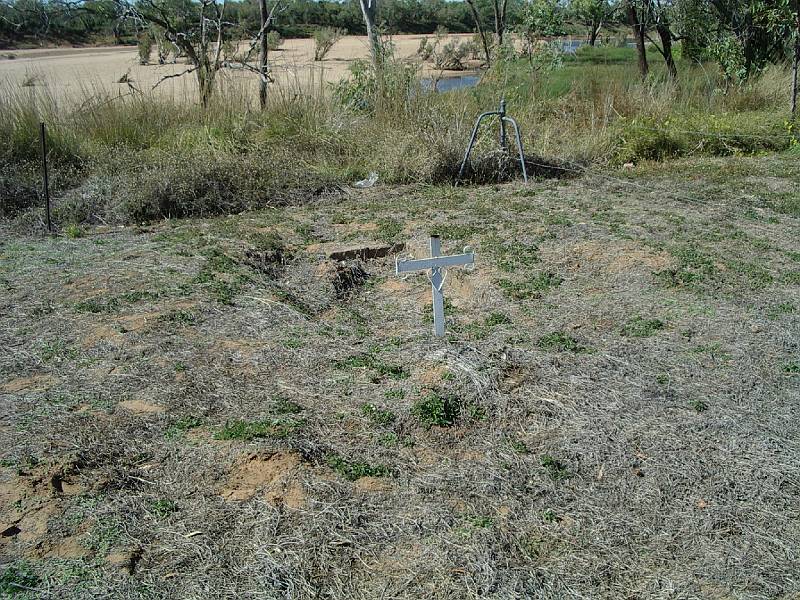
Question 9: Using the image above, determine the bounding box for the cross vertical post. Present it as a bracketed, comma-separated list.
[429, 236, 445, 337]
[395, 235, 475, 338]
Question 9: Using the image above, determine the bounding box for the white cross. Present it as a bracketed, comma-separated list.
[396, 236, 475, 337]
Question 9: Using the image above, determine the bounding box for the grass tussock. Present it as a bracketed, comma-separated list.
[0, 47, 796, 227]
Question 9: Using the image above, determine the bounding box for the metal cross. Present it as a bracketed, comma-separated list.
[396, 235, 475, 337]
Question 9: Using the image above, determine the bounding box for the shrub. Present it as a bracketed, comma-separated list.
[138, 32, 153, 65]
[313, 27, 343, 61]
[267, 30, 283, 51]
[333, 58, 418, 113]
[417, 37, 436, 61]
[433, 41, 470, 71]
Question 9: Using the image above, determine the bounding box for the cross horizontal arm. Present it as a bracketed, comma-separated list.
[396, 253, 474, 274]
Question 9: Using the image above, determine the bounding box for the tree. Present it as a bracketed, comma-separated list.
[519, 0, 565, 57]
[257, 0, 283, 109]
[570, 0, 617, 46]
[120, 0, 227, 107]
[465, 0, 493, 65]
[492, 0, 509, 46]
[642, 0, 677, 79]
[358, 0, 381, 68]
[707, 0, 795, 78]
[790, 0, 799, 115]
[625, 0, 649, 78]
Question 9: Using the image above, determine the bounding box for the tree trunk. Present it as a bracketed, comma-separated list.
[589, 21, 600, 46]
[197, 63, 214, 109]
[359, 0, 380, 68]
[493, 0, 507, 47]
[656, 23, 677, 79]
[627, 1, 648, 79]
[258, 0, 269, 108]
[466, 0, 491, 66]
[793, 9, 800, 117]
[793, 40, 799, 117]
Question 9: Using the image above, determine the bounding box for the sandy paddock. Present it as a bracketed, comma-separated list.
[0, 33, 476, 103]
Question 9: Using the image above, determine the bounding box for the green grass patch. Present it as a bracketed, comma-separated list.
[498, 272, 563, 300]
[335, 353, 408, 381]
[783, 361, 800, 375]
[621, 316, 666, 338]
[326, 454, 391, 481]
[150, 499, 179, 518]
[540, 455, 572, 481]
[165, 416, 204, 439]
[537, 331, 587, 353]
[0, 562, 40, 595]
[361, 403, 396, 426]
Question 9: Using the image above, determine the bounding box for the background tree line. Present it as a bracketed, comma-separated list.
[0, 0, 521, 47]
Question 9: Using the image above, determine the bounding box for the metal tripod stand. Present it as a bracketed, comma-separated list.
[457, 99, 528, 184]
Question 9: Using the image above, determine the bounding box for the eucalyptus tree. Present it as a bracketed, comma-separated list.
[570, 0, 618, 45]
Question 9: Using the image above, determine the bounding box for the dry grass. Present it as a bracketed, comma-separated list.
[1, 152, 799, 598]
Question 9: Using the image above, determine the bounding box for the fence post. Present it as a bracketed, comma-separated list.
[39, 122, 52, 233]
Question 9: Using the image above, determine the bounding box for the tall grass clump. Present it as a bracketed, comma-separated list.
[0, 49, 795, 227]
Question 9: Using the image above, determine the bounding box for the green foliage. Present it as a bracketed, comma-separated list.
[537, 331, 587, 353]
[484, 236, 540, 272]
[412, 391, 460, 428]
[784, 361, 800, 374]
[151, 499, 178, 518]
[376, 218, 402, 242]
[333, 57, 418, 113]
[540, 455, 571, 480]
[159, 309, 197, 325]
[267, 30, 283, 51]
[0, 563, 40, 596]
[621, 316, 666, 338]
[708, 34, 747, 82]
[313, 26, 344, 61]
[137, 32, 153, 65]
[520, 0, 566, 40]
[485, 312, 512, 326]
[615, 113, 789, 163]
[64, 223, 83, 238]
[165, 416, 204, 438]
[689, 399, 709, 412]
[361, 403, 396, 426]
[655, 244, 722, 289]
[510, 440, 530, 454]
[433, 40, 471, 70]
[40, 340, 78, 362]
[326, 454, 390, 481]
[335, 353, 408, 381]
[273, 397, 304, 414]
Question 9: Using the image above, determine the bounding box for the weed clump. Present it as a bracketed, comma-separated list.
[621, 316, 666, 338]
[361, 403, 396, 426]
[537, 331, 587, 353]
[326, 454, 391, 481]
[540, 455, 571, 481]
[498, 272, 563, 300]
[0, 562, 40, 595]
[412, 391, 460, 428]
